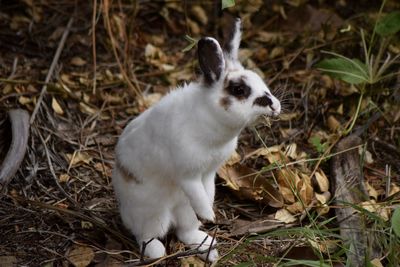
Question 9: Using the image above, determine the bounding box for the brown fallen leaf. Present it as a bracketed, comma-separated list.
[70, 56, 87, 66]
[59, 173, 70, 183]
[218, 164, 283, 208]
[314, 170, 329, 192]
[286, 201, 304, 214]
[366, 181, 379, 200]
[0, 256, 17, 267]
[180, 256, 205, 267]
[67, 245, 95, 267]
[327, 115, 340, 132]
[51, 97, 64, 115]
[66, 151, 92, 167]
[309, 238, 338, 254]
[275, 208, 297, 223]
[225, 150, 241, 166]
[299, 177, 314, 205]
[244, 145, 282, 160]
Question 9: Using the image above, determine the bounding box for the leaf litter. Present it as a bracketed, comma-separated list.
[0, 1, 399, 266]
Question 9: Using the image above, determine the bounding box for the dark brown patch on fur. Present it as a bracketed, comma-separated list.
[116, 160, 141, 183]
[224, 76, 251, 100]
[220, 96, 231, 110]
[253, 94, 273, 107]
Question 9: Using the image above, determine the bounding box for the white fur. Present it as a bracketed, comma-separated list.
[113, 19, 280, 263]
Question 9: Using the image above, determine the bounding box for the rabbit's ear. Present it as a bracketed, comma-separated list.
[223, 17, 241, 63]
[198, 37, 225, 85]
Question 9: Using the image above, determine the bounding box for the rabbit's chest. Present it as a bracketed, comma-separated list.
[186, 140, 237, 171]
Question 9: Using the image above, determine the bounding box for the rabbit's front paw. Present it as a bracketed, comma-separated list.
[196, 204, 215, 222]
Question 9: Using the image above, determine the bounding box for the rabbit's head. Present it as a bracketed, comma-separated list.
[198, 18, 281, 128]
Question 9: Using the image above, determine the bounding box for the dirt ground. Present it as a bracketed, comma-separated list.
[0, 1, 399, 266]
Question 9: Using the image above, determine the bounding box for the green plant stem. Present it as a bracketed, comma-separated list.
[368, 0, 388, 58]
[343, 92, 364, 135]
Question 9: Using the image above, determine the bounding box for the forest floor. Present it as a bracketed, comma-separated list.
[0, 1, 399, 266]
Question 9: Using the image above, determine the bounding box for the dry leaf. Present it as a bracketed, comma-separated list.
[0, 256, 17, 267]
[277, 168, 300, 189]
[70, 56, 87, 66]
[52, 97, 64, 115]
[299, 178, 314, 205]
[18, 96, 32, 105]
[59, 174, 70, 183]
[314, 170, 329, 192]
[190, 6, 208, 25]
[370, 258, 384, 267]
[327, 115, 340, 132]
[366, 181, 379, 200]
[180, 256, 205, 267]
[285, 143, 298, 159]
[187, 19, 200, 35]
[269, 47, 285, 59]
[360, 200, 378, 213]
[280, 186, 295, 204]
[317, 204, 330, 215]
[244, 145, 281, 160]
[309, 239, 338, 254]
[61, 73, 76, 86]
[275, 208, 297, 223]
[286, 201, 304, 214]
[389, 184, 400, 196]
[79, 102, 98, 115]
[217, 165, 283, 207]
[225, 150, 241, 166]
[278, 112, 300, 121]
[66, 151, 92, 167]
[67, 246, 94, 267]
[315, 191, 331, 204]
[256, 31, 284, 44]
[138, 93, 162, 109]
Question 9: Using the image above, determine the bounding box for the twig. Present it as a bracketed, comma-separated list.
[103, 0, 144, 102]
[92, 0, 98, 94]
[205, 227, 218, 267]
[36, 128, 78, 206]
[30, 16, 74, 124]
[127, 244, 218, 267]
[9, 194, 137, 253]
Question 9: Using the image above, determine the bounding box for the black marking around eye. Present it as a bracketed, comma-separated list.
[225, 77, 251, 100]
[253, 95, 272, 107]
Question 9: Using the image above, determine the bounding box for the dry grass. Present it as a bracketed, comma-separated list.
[0, 1, 399, 266]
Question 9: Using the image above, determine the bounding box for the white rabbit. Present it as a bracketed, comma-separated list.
[112, 18, 281, 262]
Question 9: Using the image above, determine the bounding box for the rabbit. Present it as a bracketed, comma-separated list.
[112, 18, 281, 262]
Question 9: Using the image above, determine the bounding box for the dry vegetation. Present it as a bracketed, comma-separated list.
[0, 0, 399, 266]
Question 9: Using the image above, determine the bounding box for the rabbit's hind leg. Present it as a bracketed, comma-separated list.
[173, 201, 219, 262]
[122, 206, 171, 259]
[138, 238, 166, 259]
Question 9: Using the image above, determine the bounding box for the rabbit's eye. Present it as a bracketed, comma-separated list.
[227, 83, 251, 99]
[232, 86, 245, 96]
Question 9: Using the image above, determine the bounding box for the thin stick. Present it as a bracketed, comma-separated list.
[103, 0, 143, 102]
[92, 0, 97, 94]
[30, 17, 74, 124]
[36, 128, 78, 206]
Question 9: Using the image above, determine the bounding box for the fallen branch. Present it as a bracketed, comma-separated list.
[331, 135, 380, 267]
[30, 16, 74, 124]
[0, 109, 30, 190]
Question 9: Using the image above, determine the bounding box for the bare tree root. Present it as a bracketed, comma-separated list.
[0, 109, 30, 190]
